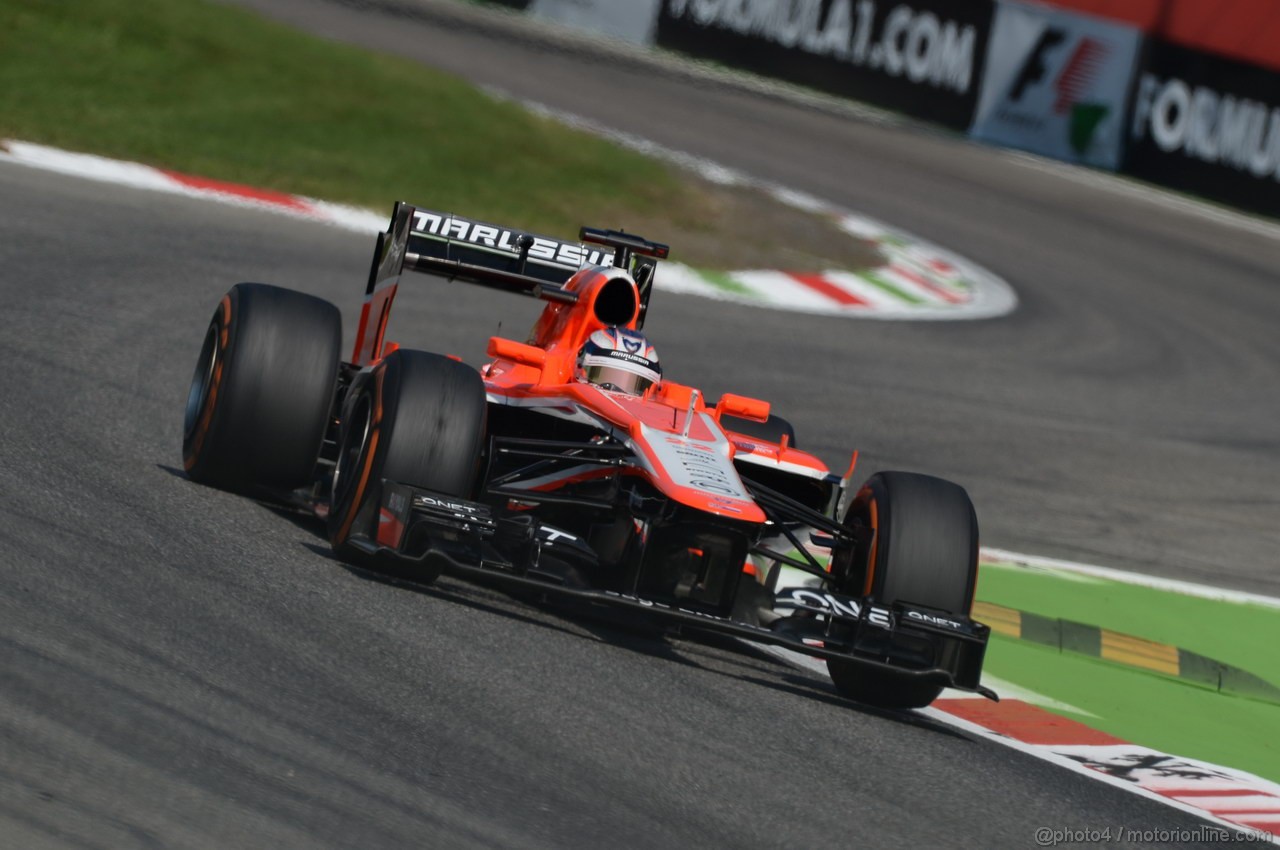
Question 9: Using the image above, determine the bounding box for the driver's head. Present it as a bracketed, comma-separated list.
[577, 327, 661, 396]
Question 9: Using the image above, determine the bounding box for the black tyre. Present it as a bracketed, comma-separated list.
[720, 413, 797, 448]
[328, 350, 487, 577]
[828, 471, 979, 710]
[183, 283, 342, 492]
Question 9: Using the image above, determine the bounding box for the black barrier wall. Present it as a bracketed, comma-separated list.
[655, 0, 996, 130]
[1127, 40, 1280, 217]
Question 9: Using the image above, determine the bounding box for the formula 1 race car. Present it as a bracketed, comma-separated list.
[182, 202, 995, 709]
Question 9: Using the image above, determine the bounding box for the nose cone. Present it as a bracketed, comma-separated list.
[627, 414, 766, 523]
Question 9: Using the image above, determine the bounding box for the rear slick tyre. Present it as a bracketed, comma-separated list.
[827, 471, 979, 710]
[182, 283, 342, 493]
[328, 350, 487, 578]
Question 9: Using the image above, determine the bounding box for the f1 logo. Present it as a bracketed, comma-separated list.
[1010, 27, 1066, 101]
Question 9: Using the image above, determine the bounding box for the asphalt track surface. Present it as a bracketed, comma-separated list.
[0, 153, 1233, 850]
[0, 2, 1277, 848]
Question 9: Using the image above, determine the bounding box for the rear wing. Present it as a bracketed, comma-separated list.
[353, 202, 669, 365]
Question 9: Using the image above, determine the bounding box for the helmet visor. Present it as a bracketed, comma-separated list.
[583, 364, 656, 396]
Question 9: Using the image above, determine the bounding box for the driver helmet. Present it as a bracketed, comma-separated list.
[577, 327, 661, 396]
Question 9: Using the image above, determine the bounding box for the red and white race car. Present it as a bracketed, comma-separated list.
[181, 202, 994, 709]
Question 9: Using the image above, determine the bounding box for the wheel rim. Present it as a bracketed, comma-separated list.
[184, 322, 219, 440]
[332, 393, 372, 512]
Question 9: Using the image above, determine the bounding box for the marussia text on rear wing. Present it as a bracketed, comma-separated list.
[353, 202, 668, 365]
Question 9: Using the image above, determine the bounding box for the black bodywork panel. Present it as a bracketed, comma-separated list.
[348, 431, 996, 700]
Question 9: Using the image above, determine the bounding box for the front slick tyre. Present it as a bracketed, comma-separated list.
[828, 471, 978, 710]
[328, 350, 487, 580]
[183, 283, 342, 493]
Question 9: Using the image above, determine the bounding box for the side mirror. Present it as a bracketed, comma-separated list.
[487, 336, 547, 369]
[715, 393, 770, 423]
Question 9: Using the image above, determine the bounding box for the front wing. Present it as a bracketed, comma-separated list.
[348, 478, 997, 701]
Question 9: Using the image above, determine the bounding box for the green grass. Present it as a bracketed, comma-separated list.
[0, 0, 711, 242]
[977, 561, 1280, 683]
[976, 561, 1280, 782]
[985, 635, 1280, 783]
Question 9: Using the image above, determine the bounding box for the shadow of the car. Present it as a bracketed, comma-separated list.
[308, 539, 975, 738]
[172, 474, 982, 737]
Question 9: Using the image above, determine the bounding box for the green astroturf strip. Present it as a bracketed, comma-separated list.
[0, 0, 708, 243]
[861, 271, 926, 304]
[984, 635, 1280, 783]
[696, 269, 755, 296]
[977, 561, 1280, 781]
[976, 562, 1280, 684]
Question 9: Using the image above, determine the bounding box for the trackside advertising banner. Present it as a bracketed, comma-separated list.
[1127, 40, 1280, 217]
[529, 0, 662, 44]
[655, 0, 996, 130]
[970, 2, 1141, 170]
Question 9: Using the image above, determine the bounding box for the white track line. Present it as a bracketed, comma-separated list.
[981, 547, 1280, 609]
[0, 140, 388, 233]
